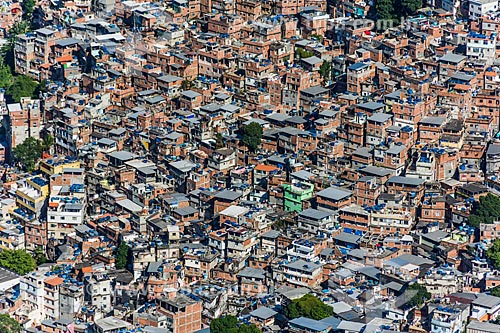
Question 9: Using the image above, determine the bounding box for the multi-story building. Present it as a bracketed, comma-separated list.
[480, 221, 500, 241]
[282, 181, 314, 212]
[469, 0, 499, 20]
[237, 267, 267, 296]
[299, 8, 329, 36]
[226, 226, 259, 259]
[438, 53, 467, 80]
[420, 266, 464, 297]
[354, 176, 382, 207]
[430, 304, 468, 333]
[466, 32, 496, 62]
[14, 33, 35, 76]
[59, 283, 84, 320]
[6, 97, 42, 153]
[84, 273, 112, 318]
[47, 183, 86, 241]
[53, 108, 91, 156]
[281, 259, 322, 287]
[316, 186, 352, 212]
[14, 177, 49, 251]
[184, 247, 219, 283]
[297, 209, 334, 234]
[20, 267, 49, 326]
[347, 61, 375, 95]
[370, 207, 413, 235]
[156, 294, 202, 333]
[470, 295, 500, 322]
[43, 276, 63, 321]
[39, 156, 81, 177]
[339, 204, 370, 233]
[33, 28, 56, 62]
[19, 265, 81, 325]
[486, 144, 500, 175]
[366, 113, 393, 147]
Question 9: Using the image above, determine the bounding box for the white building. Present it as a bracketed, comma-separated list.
[286, 239, 317, 261]
[430, 304, 468, 333]
[18, 265, 72, 325]
[47, 184, 86, 240]
[94, 316, 133, 333]
[19, 268, 46, 326]
[469, 0, 499, 20]
[419, 266, 464, 297]
[442, 0, 461, 17]
[59, 283, 84, 320]
[466, 33, 496, 62]
[297, 208, 334, 235]
[471, 294, 500, 321]
[85, 273, 112, 319]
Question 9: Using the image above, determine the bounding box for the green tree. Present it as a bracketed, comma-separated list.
[1, 43, 15, 73]
[9, 20, 31, 37]
[319, 61, 332, 83]
[375, 0, 396, 20]
[490, 285, 500, 297]
[13, 137, 43, 172]
[397, 0, 423, 17]
[115, 242, 129, 269]
[284, 294, 333, 320]
[2, 20, 31, 72]
[295, 47, 314, 59]
[211, 315, 261, 333]
[215, 133, 225, 149]
[0, 64, 13, 89]
[7, 75, 39, 102]
[211, 315, 238, 333]
[35, 79, 48, 98]
[404, 283, 431, 308]
[468, 193, 500, 228]
[238, 324, 261, 333]
[34, 246, 48, 265]
[0, 249, 37, 275]
[310, 34, 323, 42]
[373, 0, 422, 21]
[487, 239, 500, 269]
[41, 134, 54, 152]
[22, 0, 35, 19]
[0, 313, 22, 333]
[242, 122, 263, 153]
[274, 219, 289, 231]
[181, 79, 194, 90]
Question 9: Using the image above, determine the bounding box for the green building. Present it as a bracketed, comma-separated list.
[282, 182, 314, 212]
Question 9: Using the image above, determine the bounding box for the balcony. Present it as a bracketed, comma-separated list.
[471, 307, 486, 320]
[75, 0, 91, 5]
[431, 319, 452, 328]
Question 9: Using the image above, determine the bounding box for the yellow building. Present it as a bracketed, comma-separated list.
[15, 176, 49, 218]
[39, 156, 81, 176]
